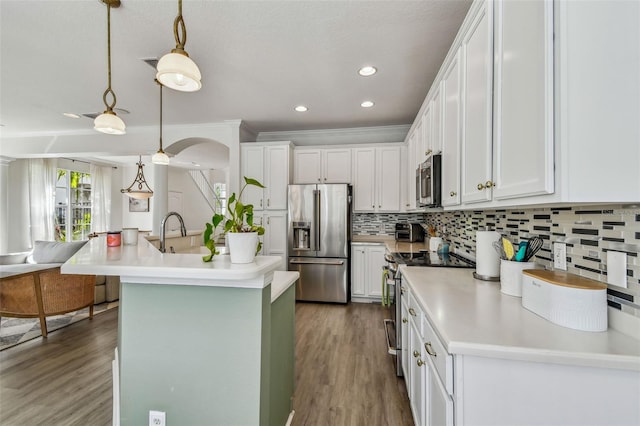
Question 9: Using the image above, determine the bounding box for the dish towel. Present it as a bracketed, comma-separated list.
[381, 269, 390, 307]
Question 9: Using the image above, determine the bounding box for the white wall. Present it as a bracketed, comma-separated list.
[5, 160, 30, 252]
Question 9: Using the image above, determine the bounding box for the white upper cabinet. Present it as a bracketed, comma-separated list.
[240, 142, 292, 211]
[492, 0, 554, 200]
[460, 0, 494, 205]
[293, 148, 351, 184]
[440, 49, 463, 208]
[430, 84, 443, 156]
[420, 105, 432, 163]
[404, 134, 418, 211]
[352, 146, 401, 213]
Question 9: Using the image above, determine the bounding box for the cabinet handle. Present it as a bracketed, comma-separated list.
[402, 318, 408, 324]
[260, 199, 263, 207]
[417, 359, 425, 367]
[267, 217, 270, 225]
[413, 350, 420, 358]
[424, 342, 437, 357]
[409, 308, 416, 317]
[477, 183, 485, 191]
[485, 181, 495, 188]
[425, 149, 432, 156]
[450, 191, 456, 197]
[400, 287, 405, 295]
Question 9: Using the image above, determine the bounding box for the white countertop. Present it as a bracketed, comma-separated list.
[144, 229, 203, 241]
[62, 235, 282, 288]
[400, 266, 640, 371]
[271, 271, 299, 303]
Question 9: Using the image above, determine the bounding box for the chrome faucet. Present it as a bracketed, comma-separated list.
[160, 211, 187, 253]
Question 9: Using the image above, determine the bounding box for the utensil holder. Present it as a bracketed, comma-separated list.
[500, 260, 537, 297]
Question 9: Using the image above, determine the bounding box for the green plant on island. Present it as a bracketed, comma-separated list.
[202, 177, 266, 262]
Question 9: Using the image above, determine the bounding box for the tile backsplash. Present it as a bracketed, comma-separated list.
[352, 206, 640, 318]
[423, 204, 640, 318]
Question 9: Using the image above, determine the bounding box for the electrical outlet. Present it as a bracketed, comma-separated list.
[149, 410, 166, 426]
[554, 242, 567, 271]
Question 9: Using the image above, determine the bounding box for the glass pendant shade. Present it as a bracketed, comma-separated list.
[156, 52, 202, 92]
[94, 111, 126, 135]
[152, 150, 170, 165]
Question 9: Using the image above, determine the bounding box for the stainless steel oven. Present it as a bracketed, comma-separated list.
[383, 250, 475, 377]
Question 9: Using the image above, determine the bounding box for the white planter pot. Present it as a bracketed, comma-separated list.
[227, 232, 258, 264]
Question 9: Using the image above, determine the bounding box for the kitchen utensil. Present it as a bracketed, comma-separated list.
[493, 240, 507, 260]
[524, 237, 543, 261]
[502, 237, 515, 260]
[515, 241, 528, 261]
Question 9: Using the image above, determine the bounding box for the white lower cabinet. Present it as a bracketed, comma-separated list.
[350, 243, 386, 301]
[404, 276, 455, 426]
[257, 211, 287, 270]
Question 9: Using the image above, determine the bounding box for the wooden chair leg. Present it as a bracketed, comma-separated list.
[38, 313, 48, 338]
[89, 304, 94, 320]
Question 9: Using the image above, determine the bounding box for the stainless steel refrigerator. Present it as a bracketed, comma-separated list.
[288, 184, 352, 303]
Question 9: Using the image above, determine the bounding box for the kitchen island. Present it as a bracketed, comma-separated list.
[400, 265, 640, 425]
[63, 236, 298, 426]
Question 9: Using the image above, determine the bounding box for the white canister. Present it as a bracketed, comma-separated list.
[429, 237, 443, 252]
[500, 260, 537, 297]
[122, 228, 139, 245]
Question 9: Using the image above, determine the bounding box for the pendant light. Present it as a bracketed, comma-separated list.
[121, 156, 153, 199]
[156, 0, 202, 92]
[151, 81, 170, 165]
[94, 0, 126, 135]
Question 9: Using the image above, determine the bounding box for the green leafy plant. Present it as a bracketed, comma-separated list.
[202, 177, 266, 262]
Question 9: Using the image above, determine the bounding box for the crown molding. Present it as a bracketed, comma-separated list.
[255, 124, 410, 146]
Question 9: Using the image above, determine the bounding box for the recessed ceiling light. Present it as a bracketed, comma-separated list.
[63, 112, 81, 119]
[361, 101, 375, 108]
[358, 66, 377, 77]
[294, 105, 308, 112]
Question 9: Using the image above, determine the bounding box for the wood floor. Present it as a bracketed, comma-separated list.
[0, 302, 412, 426]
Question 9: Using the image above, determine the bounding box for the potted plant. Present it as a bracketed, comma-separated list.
[202, 177, 266, 263]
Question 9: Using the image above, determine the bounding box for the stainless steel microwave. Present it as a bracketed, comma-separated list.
[416, 153, 442, 207]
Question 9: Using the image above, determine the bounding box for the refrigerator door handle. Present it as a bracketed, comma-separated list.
[290, 259, 345, 266]
[314, 189, 321, 251]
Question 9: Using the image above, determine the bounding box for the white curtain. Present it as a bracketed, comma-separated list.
[28, 158, 57, 243]
[90, 164, 112, 233]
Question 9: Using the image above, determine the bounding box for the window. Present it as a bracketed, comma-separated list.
[213, 182, 226, 215]
[55, 169, 92, 241]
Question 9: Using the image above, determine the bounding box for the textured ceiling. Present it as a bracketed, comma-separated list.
[0, 0, 471, 135]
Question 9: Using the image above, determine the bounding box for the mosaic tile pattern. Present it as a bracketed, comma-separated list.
[424, 204, 640, 317]
[352, 213, 426, 236]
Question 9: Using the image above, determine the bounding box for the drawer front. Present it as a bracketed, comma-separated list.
[408, 292, 423, 336]
[422, 314, 452, 393]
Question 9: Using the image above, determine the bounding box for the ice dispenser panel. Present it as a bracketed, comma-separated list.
[292, 221, 311, 249]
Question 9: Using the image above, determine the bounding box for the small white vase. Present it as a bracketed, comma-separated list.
[227, 232, 258, 264]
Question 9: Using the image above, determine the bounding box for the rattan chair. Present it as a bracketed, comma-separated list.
[0, 267, 95, 337]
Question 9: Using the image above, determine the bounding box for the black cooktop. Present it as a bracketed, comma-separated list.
[392, 251, 475, 268]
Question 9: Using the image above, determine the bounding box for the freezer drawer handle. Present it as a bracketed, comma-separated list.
[383, 319, 397, 355]
[289, 259, 345, 266]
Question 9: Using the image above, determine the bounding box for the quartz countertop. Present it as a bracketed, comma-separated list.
[400, 265, 640, 371]
[62, 235, 282, 288]
[145, 229, 203, 241]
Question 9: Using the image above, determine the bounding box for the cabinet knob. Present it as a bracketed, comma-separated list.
[424, 342, 437, 357]
[425, 149, 432, 156]
[413, 350, 420, 358]
[317, 178, 321, 182]
[324, 177, 327, 181]
[406, 203, 410, 207]
[477, 183, 485, 191]
[402, 318, 408, 324]
[372, 205, 375, 208]
[378, 205, 381, 208]
[485, 180, 495, 188]
[450, 191, 456, 197]
[409, 308, 416, 317]
[417, 359, 425, 367]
